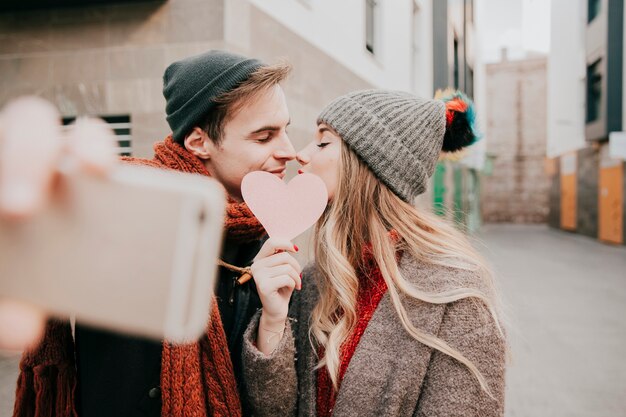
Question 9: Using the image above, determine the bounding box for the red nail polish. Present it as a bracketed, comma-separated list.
[299, 273, 302, 278]
[294, 245, 299, 252]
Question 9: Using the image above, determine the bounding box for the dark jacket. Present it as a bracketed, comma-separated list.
[74, 237, 263, 417]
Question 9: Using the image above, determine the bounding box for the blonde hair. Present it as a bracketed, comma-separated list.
[310, 140, 504, 397]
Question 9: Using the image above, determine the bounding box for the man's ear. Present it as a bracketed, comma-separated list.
[183, 127, 215, 160]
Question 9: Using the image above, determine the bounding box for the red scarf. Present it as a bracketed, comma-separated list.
[316, 233, 400, 417]
[316, 265, 388, 417]
[13, 136, 266, 417]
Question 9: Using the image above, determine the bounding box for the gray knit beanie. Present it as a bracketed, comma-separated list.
[317, 89, 478, 202]
[163, 50, 263, 143]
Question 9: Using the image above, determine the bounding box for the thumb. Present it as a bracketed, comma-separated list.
[0, 96, 62, 220]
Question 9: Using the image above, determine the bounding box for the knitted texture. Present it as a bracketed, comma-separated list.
[317, 90, 446, 202]
[242, 254, 506, 417]
[316, 262, 388, 417]
[13, 135, 267, 417]
[13, 319, 77, 417]
[163, 50, 263, 142]
[146, 136, 266, 243]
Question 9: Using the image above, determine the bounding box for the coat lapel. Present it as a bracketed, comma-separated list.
[331, 255, 448, 417]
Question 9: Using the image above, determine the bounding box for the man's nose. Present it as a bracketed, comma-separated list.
[274, 133, 296, 160]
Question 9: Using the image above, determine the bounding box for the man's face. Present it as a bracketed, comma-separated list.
[203, 84, 295, 201]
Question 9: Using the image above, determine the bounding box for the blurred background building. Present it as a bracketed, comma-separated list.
[547, 0, 626, 246]
[0, 0, 484, 227]
[2, 2, 626, 416]
[482, 54, 549, 223]
[0, 1, 479, 412]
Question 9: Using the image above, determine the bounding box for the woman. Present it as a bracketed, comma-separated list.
[243, 89, 506, 417]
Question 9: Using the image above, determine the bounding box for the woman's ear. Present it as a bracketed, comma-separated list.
[183, 127, 213, 160]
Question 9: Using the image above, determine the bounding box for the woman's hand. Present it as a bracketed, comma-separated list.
[250, 237, 301, 354]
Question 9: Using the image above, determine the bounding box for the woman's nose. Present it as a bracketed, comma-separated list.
[296, 151, 310, 166]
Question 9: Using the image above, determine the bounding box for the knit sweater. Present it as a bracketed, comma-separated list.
[241, 253, 507, 417]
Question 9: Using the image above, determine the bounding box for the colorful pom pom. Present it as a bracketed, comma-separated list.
[434, 88, 481, 153]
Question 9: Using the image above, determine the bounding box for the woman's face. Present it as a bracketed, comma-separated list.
[296, 123, 342, 201]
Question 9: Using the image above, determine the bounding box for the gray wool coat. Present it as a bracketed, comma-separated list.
[241, 253, 507, 417]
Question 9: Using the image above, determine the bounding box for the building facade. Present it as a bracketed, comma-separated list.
[0, 0, 440, 157]
[547, 0, 626, 245]
[426, 0, 483, 232]
[482, 55, 550, 223]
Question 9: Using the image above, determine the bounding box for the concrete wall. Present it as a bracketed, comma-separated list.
[247, 0, 423, 93]
[0, 0, 383, 162]
[547, 158, 561, 228]
[576, 146, 601, 237]
[0, 0, 230, 157]
[547, 0, 586, 158]
[482, 56, 550, 223]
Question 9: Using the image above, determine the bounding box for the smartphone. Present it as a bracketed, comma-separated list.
[0, 164, 225, 343]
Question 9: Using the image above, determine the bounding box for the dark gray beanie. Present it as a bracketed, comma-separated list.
[317, 89, 447, 202]
[163, 50, 264, 142]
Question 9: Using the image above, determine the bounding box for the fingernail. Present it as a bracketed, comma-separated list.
[294, 245, 299, 252]
[299, 273, 302, 278]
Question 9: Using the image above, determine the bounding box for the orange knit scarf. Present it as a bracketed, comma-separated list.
[13, 136, 266, 417]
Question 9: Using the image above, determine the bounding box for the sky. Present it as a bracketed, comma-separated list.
[479, 0, 551, 63]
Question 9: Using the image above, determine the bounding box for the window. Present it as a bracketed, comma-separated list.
[586, 60, 602, 123]
[365, 0, 377, 54]
[588, 0, 601, 23]
[63, 115, 132, 156]
[453, 37, 460, 89]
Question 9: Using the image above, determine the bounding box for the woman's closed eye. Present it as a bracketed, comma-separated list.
[317, 142, 330, 148]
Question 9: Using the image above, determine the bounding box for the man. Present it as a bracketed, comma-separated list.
[12, 50, 296, 416]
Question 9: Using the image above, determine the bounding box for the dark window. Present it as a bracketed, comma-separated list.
[0, 0, 159, 12]
[366, 0, 377, 54]
[62, 115, 132, 156]
[588, 0, 601, 23]
[586, 60, 602, 123]
[453, 37, 460, 89]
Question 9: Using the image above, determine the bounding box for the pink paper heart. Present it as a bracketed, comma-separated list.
[241, 171, 328, 240]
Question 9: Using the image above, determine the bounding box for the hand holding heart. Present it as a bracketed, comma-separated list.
[242, 171, 328, 352]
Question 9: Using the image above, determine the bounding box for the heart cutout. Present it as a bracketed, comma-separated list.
[241, 171, 328, 240]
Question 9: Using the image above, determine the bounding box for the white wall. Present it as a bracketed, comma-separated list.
[464, 0, 487, 170]
[411, 0, 434, 97]
[546, 0, 586, 158]
[246, 0, 431, 92]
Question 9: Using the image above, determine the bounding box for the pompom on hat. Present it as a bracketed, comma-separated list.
[317, 88, 480, 203]
[436, 88, 481, 153]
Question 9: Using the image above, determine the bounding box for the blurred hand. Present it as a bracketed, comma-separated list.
[0, 96, 117, 350]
